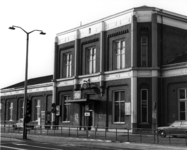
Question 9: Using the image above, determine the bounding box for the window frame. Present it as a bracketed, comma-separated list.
[141, 36, 148, 67]
[87, 47, 96, 74]
[19, 100, 24, 119]
[141, 89, 148, 123]
[63, 95, 71, 123]
[178, 88, 187, 120]
[114, 39, 125, 70]
[35, 99, 41, 122]
[9, 101, 13, 121]
[64, 53, 72, 78]
[113, 90, 125, 124]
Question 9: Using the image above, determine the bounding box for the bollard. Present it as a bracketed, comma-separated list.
[157, 129, 159, 144]
[54, 126, 55, 136]
[185, 132, 187, 146]
[105, 128, 106, 140]
[168, 130, 170, 145]
[115, 128, 117, 141]
[47, 127, 48, 135]
[69, 126, 70, 137]
[77, 127, 78, 137]
[154, 129, 156, 144]
[127, 129, 129, 142]
[140, 129, 142, 143]
[94, 127, 96, 139]
[61, 126, 62, 136]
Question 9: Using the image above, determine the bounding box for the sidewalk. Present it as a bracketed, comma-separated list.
[1, 133, 187, 150]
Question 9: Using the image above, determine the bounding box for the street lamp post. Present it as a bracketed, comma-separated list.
[9, 25, 46, 139]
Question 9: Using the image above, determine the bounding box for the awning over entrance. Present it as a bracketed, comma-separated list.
[65, 98, 100, 103]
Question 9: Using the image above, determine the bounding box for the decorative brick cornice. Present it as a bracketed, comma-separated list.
[60, 45, 74, 50]
[108, 29, 129, 38]
[81, 38, 99, 45]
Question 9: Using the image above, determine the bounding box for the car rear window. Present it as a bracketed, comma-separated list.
[171, 121, 181, 126]
[181, 121, 187, 125]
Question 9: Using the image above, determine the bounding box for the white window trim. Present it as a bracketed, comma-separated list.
[88, 47, 96, 74]
[141, 36, 148, 67]
[178, 88, 187, 120]
[115, 40, 125, 70]
[63, 96, 70, 123]
[64, 53, 72, 78]
[9, 102, 13, 121]
[20, 100, 24, 120]
[36, 99, 41, 122]
[141, 89, 148, 123]
[113, 90, 125, 124]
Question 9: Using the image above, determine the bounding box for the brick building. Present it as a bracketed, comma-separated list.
[1, 6, 187, 130]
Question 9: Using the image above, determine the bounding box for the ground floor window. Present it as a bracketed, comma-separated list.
[141, 89, 148, 123]
[63, 96, 70, 122]
[20, 100, 24, 119]
[8, 102, 13, 121]
[35, 99, 41, 122]
[179, 89, 187, 120]
[113, 91, 125, 123]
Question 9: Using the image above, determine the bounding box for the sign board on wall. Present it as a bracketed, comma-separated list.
[125, 102, 131, 115]
[84, 112, 90, 116]
[74, 91, 81, 99]
[41, 111, 45, 128]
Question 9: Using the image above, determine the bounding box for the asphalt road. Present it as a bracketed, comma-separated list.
[1, 139, 139, 150]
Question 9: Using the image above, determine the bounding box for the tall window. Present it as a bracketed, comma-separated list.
[141, 89, 148, 123]
[63, 96, 70, 122]
[115, 40, 125, 69]
[8, 102, 13, 121]
[20, 100, 24, 119]
[141, 36, 148, 67]
[179, 89, 187, 120]
[64, 53, 72, 78]
[35, 99, 41, 121]
[113, 91, 125, 123]
[88, 47, 96, 74]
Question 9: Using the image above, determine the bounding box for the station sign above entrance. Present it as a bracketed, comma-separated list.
[74, 91, 81, 99]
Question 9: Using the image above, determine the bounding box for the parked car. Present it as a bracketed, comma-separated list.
[158, 120, 187, 137]
[12, 118, 34, 130]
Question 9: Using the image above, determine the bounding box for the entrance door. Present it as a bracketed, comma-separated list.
[85, 103, 94, 130]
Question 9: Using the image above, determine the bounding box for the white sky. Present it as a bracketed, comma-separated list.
[0, 0, 187, 89]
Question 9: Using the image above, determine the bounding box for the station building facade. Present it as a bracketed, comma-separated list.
[1, 6, 187, 130]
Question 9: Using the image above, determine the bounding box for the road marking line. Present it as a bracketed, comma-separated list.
[0, 145, 27, 150]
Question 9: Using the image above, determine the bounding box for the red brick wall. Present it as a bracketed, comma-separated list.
[158, 24, 187, 65]
[161, 76, 187, 126]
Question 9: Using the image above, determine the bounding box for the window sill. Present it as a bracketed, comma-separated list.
[57, 77, 75, 82]
[62, 121, 70, 124]
[78, 73, 100, 78]
[113, 122, 125, 125]
[105, 68, 131, 75]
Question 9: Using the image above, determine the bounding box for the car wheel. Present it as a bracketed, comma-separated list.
[159, 130, 166, 138]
